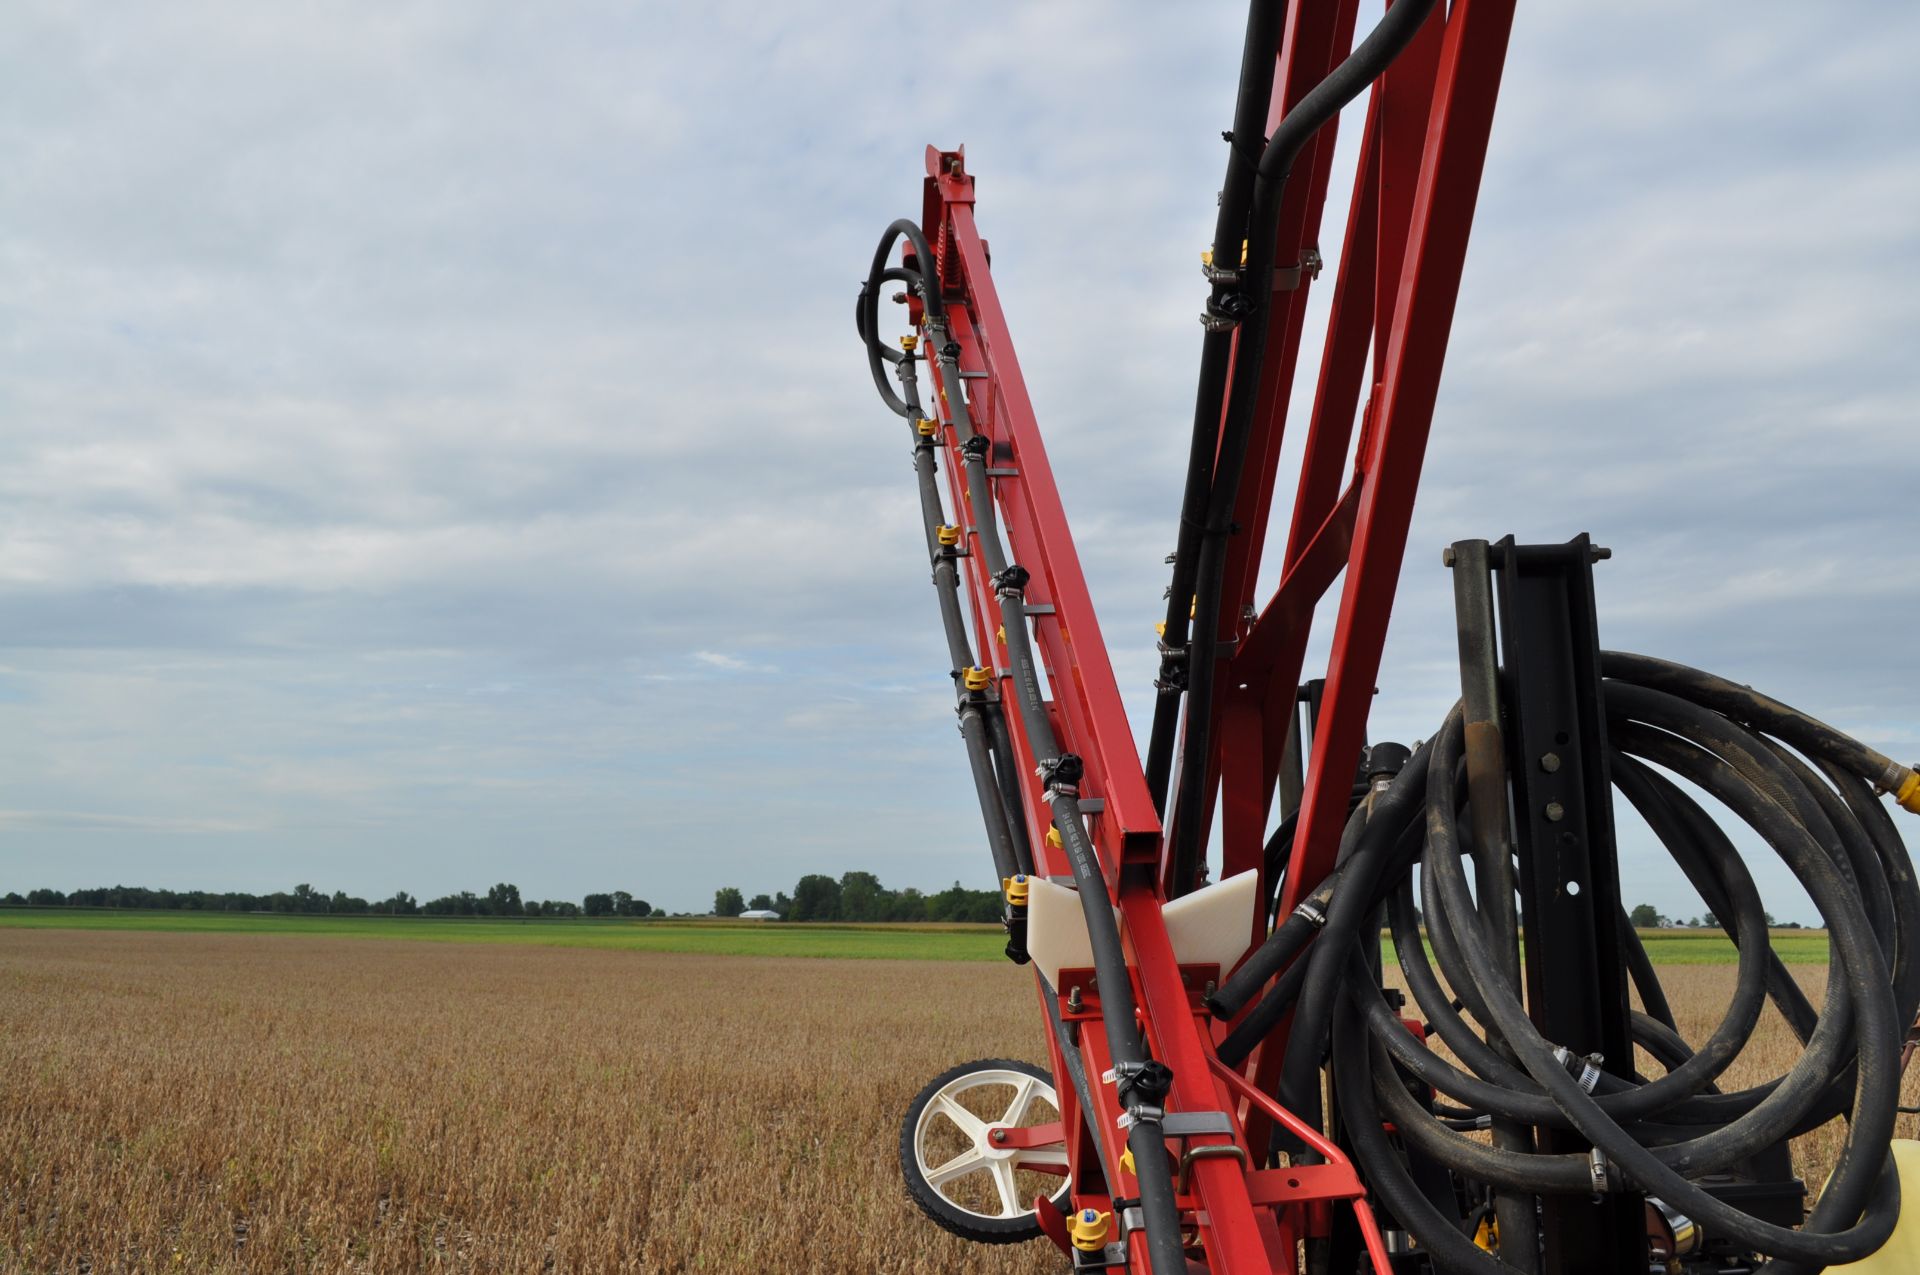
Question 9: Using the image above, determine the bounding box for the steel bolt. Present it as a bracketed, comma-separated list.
[1545, 801, 1565, 822]
[1540, 752, 1561, 773]
[991, 1129, 1006, 1142]
[1441, 547, 1456, 568]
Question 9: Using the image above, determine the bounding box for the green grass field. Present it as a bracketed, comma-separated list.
[0, 908, 1007, 960]
[0, 909, 1830, 964]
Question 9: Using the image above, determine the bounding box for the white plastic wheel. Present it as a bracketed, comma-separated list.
[899, 1058, 1072, 1242]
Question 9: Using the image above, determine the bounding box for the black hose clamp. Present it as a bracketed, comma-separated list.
[992, 564, 1030, 598]
[1154, 643, 1188, 692]
[1038, 753, 1083, 801]
[959, 434, 990, 463]
[1110, 1059, 1174, 1126]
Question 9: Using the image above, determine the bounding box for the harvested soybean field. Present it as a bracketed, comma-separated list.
[3, 931, 1917, 1275]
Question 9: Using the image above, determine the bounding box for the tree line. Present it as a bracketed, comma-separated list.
[1, 881, 654, 919]
[2, 871, 1009, 923]
[710, 871, 1004, 923]
[1628, 903, 1803, 930]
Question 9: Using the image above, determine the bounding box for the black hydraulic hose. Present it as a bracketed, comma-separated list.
[1201, 652, 1917, 1270]
[1145, 0, 1290, 814]
[1164, 0, 1441, 895]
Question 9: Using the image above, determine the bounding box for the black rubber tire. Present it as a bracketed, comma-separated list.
[898, 1057, 1071, 1244]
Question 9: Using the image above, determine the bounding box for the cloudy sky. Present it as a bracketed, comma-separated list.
[3, 2, 1915, 919]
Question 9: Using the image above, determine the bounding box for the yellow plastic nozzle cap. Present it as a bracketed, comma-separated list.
[1045, 827, 1063, 849]
[916, 417, 937, 437]
[900, 334, 918, 351]
[1119, 1148, 1135, 1176]
[1069, 1208, 1111, 1252]
[935, 524, 960, 546]
[1895, 771, 1920, 814]
[1003, 875, 1029, 906]
[962, 667, 992, 692]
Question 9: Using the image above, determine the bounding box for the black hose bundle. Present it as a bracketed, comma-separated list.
[1211, 652, 1920, 1273]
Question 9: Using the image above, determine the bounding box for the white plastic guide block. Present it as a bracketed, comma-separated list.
[1025, 870, 1259, 990]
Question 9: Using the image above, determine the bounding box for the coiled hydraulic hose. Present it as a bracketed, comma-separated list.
[1211, 653, 1920, 1273]
[858, 236, 1189, 1275]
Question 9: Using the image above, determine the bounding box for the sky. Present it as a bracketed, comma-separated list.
[2, 2, 1915, 920]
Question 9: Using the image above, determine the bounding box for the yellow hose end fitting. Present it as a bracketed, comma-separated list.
[935, 524, 960, 546]
[916, 417, 937, 437]
[1068, 1208, 1112, 1252]
[1045, 827, 1063, 849]
[1003, 874, 1029, 906]
[962, 667, 992, 693]
[1119, 1147, 1136, 1177]
[1897, 771, 1920, 815]
[1154, 621, 1166, 638]
[900, 334, 918, 352]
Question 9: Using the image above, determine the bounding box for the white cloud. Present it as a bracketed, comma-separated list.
[0, 1, 1913, 920]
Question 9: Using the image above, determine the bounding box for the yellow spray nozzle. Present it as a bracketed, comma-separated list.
[1003, 874, 1029, 907]
[935, 524, 960, 546]
[962, 667, 993, 693]
[1068, 1208, 1112, 1252]
[900, 334, 918, 352]
[1045, 827, 1063, 849]
[1119, 1148, 1135, 1176]
[916, 417, 937, 437]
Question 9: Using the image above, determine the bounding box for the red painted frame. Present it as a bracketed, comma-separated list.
[899, 2, 1517, 1267]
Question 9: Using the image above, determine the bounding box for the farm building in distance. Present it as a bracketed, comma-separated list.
[737, 909, 780, 921]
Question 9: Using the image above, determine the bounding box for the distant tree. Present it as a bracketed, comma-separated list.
[839, 871, 883, 922]
[378, 891, 419, 916]
[713, 887, 746, 918]
[1699, 909, 1718, 930]
[1, 892, 22, 905]
[773, 891, 792, 918]
[1628, 903, 1664, 929]
[485, 882, 523, 917]
[1762, 910, 1778, 928]
[541, 899, 580, 917]
[582, 893, 614, 917]
[789, 874, 842, 922]
[748, 894, 773, 912]
[27, 888, 65, 906]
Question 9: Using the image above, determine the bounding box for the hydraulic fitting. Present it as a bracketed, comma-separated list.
[1896, 769, 1920, 814]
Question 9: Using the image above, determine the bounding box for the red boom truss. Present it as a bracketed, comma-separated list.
[905, 2, 1517, 1269]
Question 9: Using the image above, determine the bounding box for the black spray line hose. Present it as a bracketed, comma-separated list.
[1146, 0, 1290, 812]
[919, 308, 1188, 1275]
[1162, 0, 1442, 896]
[1205, 652, 1916, 1273]
[877, 292, 1028, 889]
[859, 221, 945, 419]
